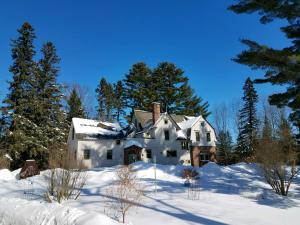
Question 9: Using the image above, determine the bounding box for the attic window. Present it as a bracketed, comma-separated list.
[116, 140, 121, 145]
[164, 119, 168, 124]
[201, 122, 205, 127]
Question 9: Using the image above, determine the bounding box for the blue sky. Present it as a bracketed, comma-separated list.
[0, 0, 289, 114]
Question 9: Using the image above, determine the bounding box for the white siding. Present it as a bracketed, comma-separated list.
[77, 139, 124, 168]
[190, 118, 216, 146]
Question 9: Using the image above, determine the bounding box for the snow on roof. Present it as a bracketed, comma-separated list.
[176, 130, 187, 140]
[178, 116, 201, 130]
[124, 139, 143, 149]
[72, 118, 122, 137]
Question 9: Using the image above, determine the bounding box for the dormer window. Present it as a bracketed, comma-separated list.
[164, 130, 170, 140]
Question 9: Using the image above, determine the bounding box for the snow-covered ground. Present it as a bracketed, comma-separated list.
[0, 162, 299, 225]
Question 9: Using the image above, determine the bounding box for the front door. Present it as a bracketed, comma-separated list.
[128, 153, 138, 164]
[124, 146, 142, 165]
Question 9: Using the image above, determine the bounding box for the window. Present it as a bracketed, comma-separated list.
[206, 132, 211, 142]
[116, 139, 121, 145]
[146, 149, 152, 158]
[195, 131, 200, 141]
[181, 141, 189, 150]
[107, 149, 112, 160]
[200, 152, 209, 161]
[72, 128, 75, 140]
[166, 150, 177, 157]
[164, 130, 170, 140]
[83, 149, 91, 160]
[164, 119, 168, 124]
[201, 121, 205, 127]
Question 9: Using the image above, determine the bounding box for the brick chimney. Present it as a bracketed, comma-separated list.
[152, 102, 161, 124]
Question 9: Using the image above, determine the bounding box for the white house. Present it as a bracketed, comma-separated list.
[67, 102, 216, 168]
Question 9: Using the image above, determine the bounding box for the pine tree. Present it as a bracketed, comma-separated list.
[124, 62, 210, 117]
[217, 130, 233, 165]
[229, 0, 300, 136]
[124, 62, 153, 110]
[262, 114, 272, 140]
[113, 80, 126, 122]
[96, 78, 107, 120]
[67, 88, 86, 122]
[96, 78, 115, 121]
[236, 77, 259, 160]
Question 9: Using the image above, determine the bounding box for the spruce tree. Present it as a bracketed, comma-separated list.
[36, 42, 67, 153]
[67, 88, 86, 122]
[229, 0, 300, 135]
[0, 22, 44, 169]
[217, 130, 233, 165]
[236, 77, 259, 160]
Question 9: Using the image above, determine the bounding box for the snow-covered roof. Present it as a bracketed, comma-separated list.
[72, 118, 124, 139]
[177, 116, 201, 130]
[124, 139, 143, 149]
[176, 130, 187, 140]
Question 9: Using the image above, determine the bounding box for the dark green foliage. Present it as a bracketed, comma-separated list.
[236, 78, 259, 160]
[1, 23, 67, 169]
[113, 80, 126, 122]
[96, 78, 115, 121]
[124, 62, 210, 117]
[124, 62, 153, 110]
[229, 0, 300, 134]
[67, 89, 86, 122]
[217, 130, 233, 165]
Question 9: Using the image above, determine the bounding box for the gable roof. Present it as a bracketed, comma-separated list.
[133, 109, 187, 129]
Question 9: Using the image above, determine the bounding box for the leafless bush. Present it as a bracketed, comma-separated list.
[0, 155, 10, 169]
[256, 111, 299, 196]
[182, 168, 199, 180]
[45, 148, 87, 203]
[104, 166, 144, 223]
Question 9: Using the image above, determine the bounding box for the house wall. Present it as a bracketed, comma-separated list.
[76, 139, 124, 168]
[190, 117, 216, 147]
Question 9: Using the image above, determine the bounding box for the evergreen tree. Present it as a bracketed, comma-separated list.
[96, 78, 114, 121]
[236, 77, 259, 160]
[0, 22, 44, 169]
[124, 62, 153, 110]
[124, 62, 210, 117]
[36, 42, 67, 156]
[217, 130, 233, 165]
[67, 88, 86, 122]
[229, 0, 300, 135]
[113, 80, 126, 122]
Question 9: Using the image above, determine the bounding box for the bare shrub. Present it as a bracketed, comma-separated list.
[44, 148, 87, 203]
[104, 166, 144, 223]
[182, 168, 199, 180]
[0, 154, 10, 169]
[256, 111, 299, 196]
